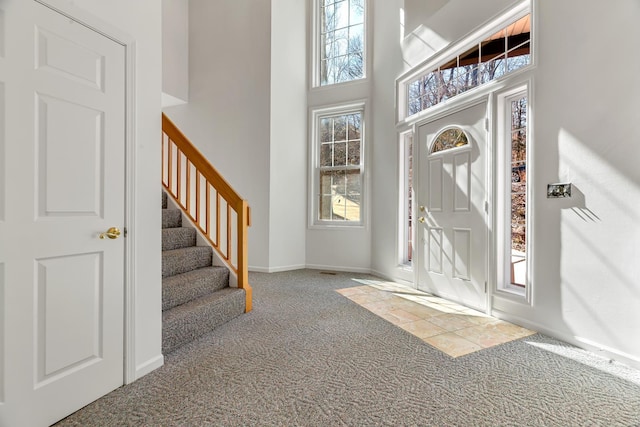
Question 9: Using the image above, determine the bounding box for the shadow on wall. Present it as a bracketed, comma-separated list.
[546, 126, 640, 358]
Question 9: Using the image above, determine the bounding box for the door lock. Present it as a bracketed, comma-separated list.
[418, 217, 426, 224]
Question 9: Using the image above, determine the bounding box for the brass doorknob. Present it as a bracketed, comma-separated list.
[418, 217, 426, 223]
[99, 227, 121, 240]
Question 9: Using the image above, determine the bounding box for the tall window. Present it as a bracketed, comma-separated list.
[318, 0, 365, 86]
[403, 12, 531, 118]
[313, 106, 364, 224]
[400, 132, 414, 266]
[509, 94, 527, 289]
[497, 87, 529, 298]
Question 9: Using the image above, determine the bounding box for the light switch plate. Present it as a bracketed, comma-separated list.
[547, 183, 572, 198]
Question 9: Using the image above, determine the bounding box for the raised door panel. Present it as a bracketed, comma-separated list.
[428, 227, 443, 274]
[428, 157, 443, 212]
[36, 253, 103, 385]
[454, 151, 471, 212]
[36, 94, 104, 218]
[35, 26, 105, 92]
[453, 228, 471, 281]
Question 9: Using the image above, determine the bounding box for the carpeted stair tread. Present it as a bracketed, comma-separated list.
[162, 227, 196, 251]
[162, 209, 182, 229]
[162, 246, 212, 278]
[163, 266, 230, 311]
[162, 287, 245, 354]
[162, 191, 167, 209]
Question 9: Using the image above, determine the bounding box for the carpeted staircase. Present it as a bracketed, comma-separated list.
[162, 190, 246, 354]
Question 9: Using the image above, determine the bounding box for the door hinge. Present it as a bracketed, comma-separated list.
[484, 281, 488, 293]
[124, 227, 128, 238]
[484, 118, 489, 131]
[484, 201, 489, 213]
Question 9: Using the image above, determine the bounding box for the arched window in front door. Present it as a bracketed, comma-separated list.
[430, 126, 469, 154]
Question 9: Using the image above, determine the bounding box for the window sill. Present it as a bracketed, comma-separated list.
[308, 222, 366, 230]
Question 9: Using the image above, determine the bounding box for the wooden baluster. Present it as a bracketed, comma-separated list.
[205, 181, 211, 239]
[185, 160, 191, 215]
[227, 203, 232, 264]
[167, 139, 173, 194]
[195, 170, 201, 225]
[176, 150, 182, 205]
[161, 133, 166, 186]
[216, 193, 221, 253]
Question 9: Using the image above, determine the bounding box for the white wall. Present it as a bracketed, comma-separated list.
[269, 0, 307, 271]
[369, 0, 640, 368]
[162, 0, 188, 105]
[63, 0, 163, 378]
[369, 0, 406, 280]
[164, 0, 272, 270]
[516, 0, 640, 366]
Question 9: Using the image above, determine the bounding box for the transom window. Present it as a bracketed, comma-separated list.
[407, 13, 531, 117]
[318, 0, 365, 86]
[312, 106, 364, 224]
[430, 127, 469, 154]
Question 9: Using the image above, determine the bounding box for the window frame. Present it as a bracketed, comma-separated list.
[398, 130, 414, 268]
[396, 0, 532, 125]
[309, 102, 366, 228]
[311, 0, 368, 88]
[495, 84, 532, 304]
[429, 126, 470, 154]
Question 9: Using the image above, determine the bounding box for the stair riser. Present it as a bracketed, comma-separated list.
[162, 267, 230, 311]
[162, 247, 212, 278]
[162, 209, 182, 229]
[162, 289, 245, 354]
[162, 228, 197, 251]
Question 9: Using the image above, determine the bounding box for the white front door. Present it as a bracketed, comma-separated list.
[0, 1, 126, 425]
[416, 101, 488, 311]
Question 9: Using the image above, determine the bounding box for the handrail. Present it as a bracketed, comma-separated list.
[162, 113, 252, 312]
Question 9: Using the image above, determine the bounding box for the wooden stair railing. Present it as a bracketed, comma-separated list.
[162, 113, 252, 312]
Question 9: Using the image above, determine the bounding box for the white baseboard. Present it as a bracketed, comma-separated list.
[370, 268, 415, 288]
[134, 354, 164, 382]
[491, 309, 640, 371]
[305, 264, 372, 274]
[249, 264, 373, 274]
[248, 264, 306, 273]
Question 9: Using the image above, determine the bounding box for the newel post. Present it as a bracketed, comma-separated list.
[238, 200, 252, 312]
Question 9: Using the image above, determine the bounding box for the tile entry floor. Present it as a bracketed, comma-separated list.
[337, 279, 535, 357]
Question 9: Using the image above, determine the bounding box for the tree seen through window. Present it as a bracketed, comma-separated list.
[320, 0, 365, 85]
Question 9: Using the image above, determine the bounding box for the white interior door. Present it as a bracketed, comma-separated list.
[416, 101, 488, 311]
[0, 1, 126, 425]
